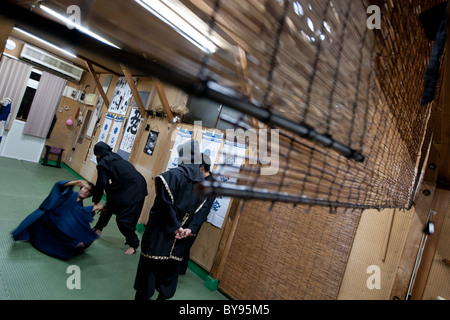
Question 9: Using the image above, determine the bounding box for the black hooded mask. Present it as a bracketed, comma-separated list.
[94, 141, 111, 159]
[91, 141, 147, 205]
[176, 140, 203, 182]
[93, 141, 123, 165]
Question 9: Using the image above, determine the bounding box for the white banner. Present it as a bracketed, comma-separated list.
[207, 140, 246, 228]
[90, 113, 113, 164]
[107, 77, 137, 116]
[200, 131, 223, 167]
[118, 107, 142, 157]
[98, 113, 113, 143]
[106, 116, 124, 151]
[165, 127, 193, 171]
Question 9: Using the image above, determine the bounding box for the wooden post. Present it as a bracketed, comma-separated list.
[381, 208, 395, 262]
[85, 60, 110, 108]
[120, 64, 146, 118]
[410, 188, 450, 299]
[0, 16, 14, 59]
[210, 199, 245, 280]
[120, 64, 148, 165]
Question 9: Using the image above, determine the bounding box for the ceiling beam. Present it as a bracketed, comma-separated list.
[120, 63, 146, 118]
[81, 56, 121, 76]
[0, 16, 14, 59]
[437, 24, 450, 185]
[85, 59, 110, 108]
[153, 78, 174, 123]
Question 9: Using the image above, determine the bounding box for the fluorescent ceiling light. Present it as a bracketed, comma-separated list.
[6, 39, 16, 50]
[40, 5, 121, 49]
[135, 0, 217, 53]
[14, 27, 77, 58]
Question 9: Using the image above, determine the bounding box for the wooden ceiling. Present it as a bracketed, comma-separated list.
[2, 0, 450, 200]
[8, 0, 236, 76]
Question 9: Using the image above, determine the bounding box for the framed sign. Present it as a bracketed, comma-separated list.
[144, 130, 159, 156]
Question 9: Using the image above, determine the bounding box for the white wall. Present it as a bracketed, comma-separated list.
[0, 119, 45, 163]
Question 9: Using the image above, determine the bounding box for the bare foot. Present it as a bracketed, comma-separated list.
[95, 229, 102, 237]
[124, 247, 136, 255]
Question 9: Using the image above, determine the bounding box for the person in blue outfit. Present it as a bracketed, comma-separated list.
[0, 97, 11, 143]
[12, 180, 103, 260]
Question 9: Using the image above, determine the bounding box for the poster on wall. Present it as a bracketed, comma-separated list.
[90, 113, 113, 164]
[106, 116, 124, 151]
[143, 130, 159, 156]
[85, 97, 102, 139]
[85, 75, 112, 139]
[207, 140, 246, 228]
[107, 77, 137, 116]
[98, 113, 114, 143]
[165, 127, 193, 171]
[200, 131, 223, 167]
[117, 91, 150, 160]
[117, 107, 142, 160]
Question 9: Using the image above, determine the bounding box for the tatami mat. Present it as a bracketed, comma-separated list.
[0, 156, 227, 300]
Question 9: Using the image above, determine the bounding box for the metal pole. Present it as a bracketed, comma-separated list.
[197, 181, 377, 210]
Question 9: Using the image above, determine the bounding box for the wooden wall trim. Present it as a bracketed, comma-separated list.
[210, 199, 244, 280]
[410, 188, 450, 299]
[120, 64, 146, 118]
[85, 60, 110, 108]
[153, 78, 174, 123]
[0, 16, 14, 59]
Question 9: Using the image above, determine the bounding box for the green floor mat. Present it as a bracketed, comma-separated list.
[0, 157, 227, 300]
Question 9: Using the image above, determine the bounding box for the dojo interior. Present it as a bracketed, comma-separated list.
[0, 0, 450, 300]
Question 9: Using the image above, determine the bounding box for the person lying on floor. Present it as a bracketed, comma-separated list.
[12, 180, 104, 260]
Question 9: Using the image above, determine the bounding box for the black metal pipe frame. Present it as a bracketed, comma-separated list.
[197, 181, 393, 211]
[0, 2, 364, 162]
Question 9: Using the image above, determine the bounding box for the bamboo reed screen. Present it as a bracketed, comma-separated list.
[184, 0, 442, 212]
[192, 0, 442, 300]
[219, 201, 361, 300]
[40, 0, 443, 210]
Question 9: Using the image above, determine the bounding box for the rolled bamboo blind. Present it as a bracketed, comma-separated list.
[41, 0, 444, 210]
[193, 0, 443, 300]
[192, 0, 443, 212]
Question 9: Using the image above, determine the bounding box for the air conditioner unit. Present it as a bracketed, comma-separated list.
[20, 44, 84, 83]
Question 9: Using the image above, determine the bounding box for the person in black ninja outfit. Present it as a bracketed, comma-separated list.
[134, 140, 211, 300]
[92, 142, 148, 255]
[178, 158, 215, 275]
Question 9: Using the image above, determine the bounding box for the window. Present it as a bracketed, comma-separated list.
[15, 69, 42, 121]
